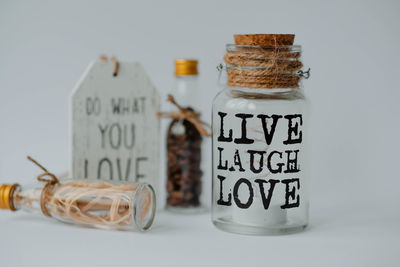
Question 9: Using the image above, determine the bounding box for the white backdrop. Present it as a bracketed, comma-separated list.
[0, 0, 399, 266]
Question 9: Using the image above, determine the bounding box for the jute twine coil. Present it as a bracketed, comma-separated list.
[224, 51, 301, 67]
[225, 34, 304, 89]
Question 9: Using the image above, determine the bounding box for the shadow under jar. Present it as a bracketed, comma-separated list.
[212, 38, 310, 235]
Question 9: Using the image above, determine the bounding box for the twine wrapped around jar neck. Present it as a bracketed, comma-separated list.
[223, 34, 310, 89]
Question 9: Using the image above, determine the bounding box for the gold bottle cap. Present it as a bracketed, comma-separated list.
[174, 59, 198, 76]
[0, 184, 18, 211]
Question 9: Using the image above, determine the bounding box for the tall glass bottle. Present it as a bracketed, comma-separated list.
[166, 59, 205, 212]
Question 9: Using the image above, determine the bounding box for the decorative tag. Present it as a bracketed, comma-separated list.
[71, 59, 160, 194]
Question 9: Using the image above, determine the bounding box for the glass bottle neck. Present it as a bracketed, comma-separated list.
[171, 75, 199, 108]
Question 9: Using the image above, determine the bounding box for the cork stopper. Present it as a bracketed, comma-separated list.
[234, 34, 294, 46]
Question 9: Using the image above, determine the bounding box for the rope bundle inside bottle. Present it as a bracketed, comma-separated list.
[22, 156, 150, 227]
[225, 34, 306, 89]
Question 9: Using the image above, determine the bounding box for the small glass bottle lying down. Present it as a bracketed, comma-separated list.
[0, 157, 156, 231]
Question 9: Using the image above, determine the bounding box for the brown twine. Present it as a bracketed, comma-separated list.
[48, 182, 140, 226]
[227, 80, 300, 89]
[99, 55, 119, 77]
[224, 51, 302, 68]
[224, 47, 303, 89]
[226, 61, 302, 75]
[27, 156, 59, 217]
[157, 94, 211, 137]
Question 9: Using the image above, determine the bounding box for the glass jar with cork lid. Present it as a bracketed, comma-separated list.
[212, 34, 311, 235]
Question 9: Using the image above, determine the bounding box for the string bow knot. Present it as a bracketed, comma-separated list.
[27, 156, 59, 217]
[157, 94, 211, 137]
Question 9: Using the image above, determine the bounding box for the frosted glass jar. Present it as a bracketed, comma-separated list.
[211, 44, 309, 235]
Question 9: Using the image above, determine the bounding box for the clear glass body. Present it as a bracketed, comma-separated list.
[12, 180, 156, 231]
[212, 86, 309, 235]
[166, 75, 205, 212]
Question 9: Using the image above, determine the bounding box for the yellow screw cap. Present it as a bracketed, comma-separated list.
[0, 184, 18, 211]
[174, 59, 198, 76]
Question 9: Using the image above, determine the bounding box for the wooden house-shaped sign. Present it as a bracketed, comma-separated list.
[71, 60, 160, 195]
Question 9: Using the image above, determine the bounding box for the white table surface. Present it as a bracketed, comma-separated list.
[0, 198, 398, 267]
